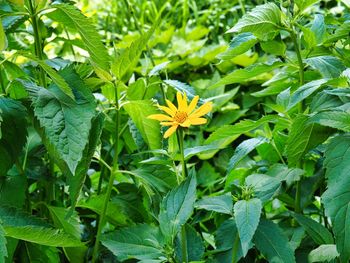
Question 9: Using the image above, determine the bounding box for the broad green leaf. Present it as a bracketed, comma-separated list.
[124, 100, 162, 150]
[267, 164, 304, 186]
[310, 15, 326, 44]
[48, 206, 82, 240]
[234, 198, 262, 256]
[164, 79, 197, 101]
[0, 98, 27, 175]
[0, 206, 82, 247]
[112, 24, 156, 81]
[260, 39, 286, 56]
[21, 67, 97, 175]
[101, 224, 166, 262]
[322, 134, 350, 262]
[287, 79, 327, 110]
[184, 144, 224, 159]
[195, 194, 233, 215]
[245, 174, 281, 203]
[227, 137, 268, 173]
[46, 4, 110, 71]
[295, 0, 319, 12]
[214, 219, 245, 262]
[175, 224, 204, 262]
[286, 114, 332, 167]
[206, 115, 277, 143]
[217, 33, 258, 60]
[293, 213, 334, 245]
[67, 113, 104, 211]
[0, 18, 7, 51]
[309, 245, 339, 263]
[0, 174, 26, 207]
[22, 243, 60, 263]
[210, 60, 283, 89]
[305, 56, 346, 78]
[227, 3, 282, 40]
[159, 173, 197, 241]
[308, 111, 350, 132]
[253, 219, 296, 263]
[0, 224, 7, 263]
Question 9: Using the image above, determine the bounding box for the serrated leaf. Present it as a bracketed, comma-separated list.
[164, 79, 198, 101]
[159, 173, 197, 241]
[253, 219, 296, 263]
[227, 137, 268, 173]
[0, 206, 82, 247]
[206, 115, 277, 143]
[309, 245, 339, 263]
[0, 224, 7, 263]
[287, 79, 327, 110]
[286, 114, 332, 167]
[218, 33, 257, 60]
[124, 100, 162, 150]
[267, 164, 304, 186]
[227, 3, 282, 40]
[293, 213, 333, 245]
[322, 134, 350, 262]
[0, 98, 27, 175]
[308, 111, 350, 132]
[295, 0, 319, 12]
[0, 18, 7, 51]
[101, 224, 166, 262]
[195, 194, 233, 215]
[21, 66, 97, 175]
[46, 4, 110, 71]
[305, 56, 346, 79]
[210, 60, 283, 89]
[245, 174, 281, 203]
[234, 198, 262, 256]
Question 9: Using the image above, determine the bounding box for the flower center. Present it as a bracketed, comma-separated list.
[174, 111, 188, 123]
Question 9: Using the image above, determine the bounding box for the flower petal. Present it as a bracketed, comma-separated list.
[164, 124, 178, 138]
[188, 95, 199, 114]
[182, 92, 188, 112]
[179, 119, 191, 127]
[166, 99, 178, 113]
[160, 121, 175, 126]
[190, 101, 213, 118]
[188, 117, 207, 125]
[148, 114, 173, 121]
[158, 105, 175, 117]
[176, 92, 184, 109]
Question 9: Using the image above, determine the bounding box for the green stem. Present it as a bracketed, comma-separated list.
[28, 0, 46, 88]
[181, 226, 188, 263]
[92, 81, 120, 263]
[231, 234, 240, 263]
[238, 0, 246, 14]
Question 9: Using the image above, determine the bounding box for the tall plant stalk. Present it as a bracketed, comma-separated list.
[92, 81, 120, 263]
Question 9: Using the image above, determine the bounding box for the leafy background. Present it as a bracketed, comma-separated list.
[0, 0, 350, 262]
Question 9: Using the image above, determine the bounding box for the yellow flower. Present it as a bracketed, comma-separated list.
[148, 92, 213, 138]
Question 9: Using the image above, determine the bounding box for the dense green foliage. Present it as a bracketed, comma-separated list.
[0, 0, 350, 262]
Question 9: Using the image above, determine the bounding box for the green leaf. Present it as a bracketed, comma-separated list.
[227, 3, 282, 40]
[295, 0, 319, 12]
[293, 213, 334, 245]
[305, 56, 346, 78]
[0, 18, 7, 51]
[101, 224, 166, 262]
[234, 198, 262, 256]
[253, 219, 296, 263]
[124, 100, 162, 150]
[227, 137, 268, 173]
[206, 115, 277, 143]
[184, 144, 224, 159]
[0, 98, 27, 175]
[245, 174, 281, 203]
[159, 173, 197, 241]
[175, 224, 204, 262]
[0, 206, 82, 247]
[286, 114, 332, 167]
[0, 224, 7, 263]
[287, 79, 327, 110]
[267, 164, 304, 186]
[164, 79, 197, 101]
[260, 39, 286, 56]
[210, 60, 283, 89]
[21, 67, 97, 175]
[214, 219, 245, 263]
[308, 111, 350, 132]
[0, 174, 26, 207]
[195, 194, 233, 215]
[112, 24, 156, 81]
[217, 33, 258, 60]
[322, 134, 350, 262]
[309, 244, 339, 263]
[46, 4, 110, 71]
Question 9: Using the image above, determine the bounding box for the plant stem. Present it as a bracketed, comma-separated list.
[92, 81, 120, 263]
[176, 128, 188, 263]
[231, 234, 240, 263]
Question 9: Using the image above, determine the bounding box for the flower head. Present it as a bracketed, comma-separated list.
[148, 92, 212, 138]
